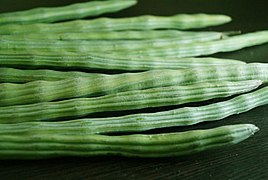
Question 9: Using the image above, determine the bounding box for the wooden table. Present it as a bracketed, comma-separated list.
[0, 0, 267, 179]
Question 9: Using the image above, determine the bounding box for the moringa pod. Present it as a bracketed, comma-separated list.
[0, 14, 231, 34]
[0, 0, 137, 25]
[0, 63, 267, 107]
[0, 124, 259, 159]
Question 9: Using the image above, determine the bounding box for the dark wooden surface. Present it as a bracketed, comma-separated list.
[0, 0, 268, 179]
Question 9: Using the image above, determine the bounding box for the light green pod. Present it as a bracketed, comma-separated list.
[0, 33, 225, 51]
[0, 67, 108, 83]
[1, 63, 268, 107]
[0, 0, 137, 25]
[0, 14, 231, 34]
[0, 52, 245, 72]
[106, 30, 268, 58]
[0, 31, 267, 58]
[0, 124, 259, 159]
[0, 80, 261, 123]
[0, 30, 228, 41]
[4, 84, 267, 134]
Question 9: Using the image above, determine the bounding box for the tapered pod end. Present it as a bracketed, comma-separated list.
[221, 15, 232, 23]
[230, 124, 259, 145]
[245, 124, 260, 135]
[121, 0, 138, 9]
[208, 14, 232, 25]
[250, 80, 263, 89]
[206, 14, 232, 26]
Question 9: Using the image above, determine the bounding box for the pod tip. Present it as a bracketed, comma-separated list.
[246, 124, 260, 135]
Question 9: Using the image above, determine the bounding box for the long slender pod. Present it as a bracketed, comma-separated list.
[1, 63, 268, 107]
[0, 67, 108, 83]
[0, 14, 231, 34]
[0, 33, 225, 51]
[0, 124, 259, 159]
[0, 31, 227, 41]
[0, 31, 267, 57]
[3, 85, 266, 134]
[0, 80, 261, 123]
[0, 52, 245, 71]
[0, 0, 137, 25]
[106, 31, 268, 57]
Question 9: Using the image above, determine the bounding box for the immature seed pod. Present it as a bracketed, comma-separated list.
[0, 30, 229, 41]
[0, 85, 267, 134]
[0, 33, 225, 51]
[0, 80, 261, 123]
[0, 14, 231, 34]
[0, 31, 266, 58]
[106, 31, 268, 58]
[0, 52, 245, 72]
[0, 67, 108, 83]
[0, 124, 259, 159]
[0, 0, 137, 25]
[0, 63, 267, 107]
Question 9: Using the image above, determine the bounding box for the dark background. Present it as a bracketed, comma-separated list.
[0, 0, 268, 179]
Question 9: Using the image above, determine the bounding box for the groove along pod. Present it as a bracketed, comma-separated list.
[0, 52, 245, 72]
[0, 85, 267, 134]
[0, 67, 108, 83]
[0, 0, 137, 25]
[0, 80, 261, 123]
[106, 31, 268, 58]
[0, 14, 231, 35]
[0, 124, 259, 159]
[0, 31, 267, 58]
[1, 63, 268, 107]
[0, 32, 226, 51]
[0, 30, 229, 41]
